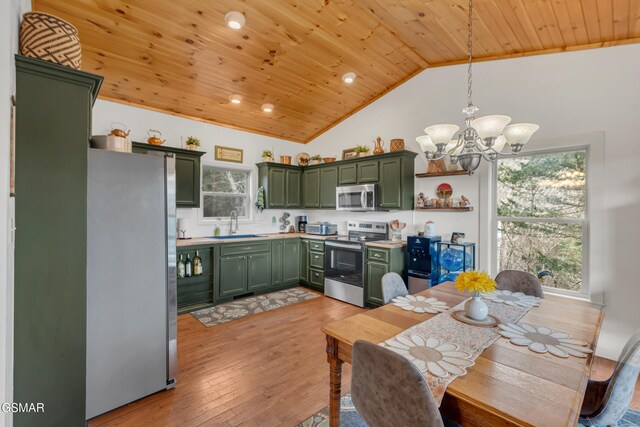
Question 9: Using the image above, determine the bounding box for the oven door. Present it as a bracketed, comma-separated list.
[324, 241, 365, 287]
[336, 185, 376, 211]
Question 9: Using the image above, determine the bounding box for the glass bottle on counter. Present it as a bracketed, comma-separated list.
[185, 254, 192, 278]
[193, 251, 203, 276]
[177, 254, 186, 279]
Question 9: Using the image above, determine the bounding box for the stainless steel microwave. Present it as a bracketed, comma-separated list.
[336, 184, 377, 211]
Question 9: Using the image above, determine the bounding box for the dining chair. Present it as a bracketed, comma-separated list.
[579, 329, 640, 426]
[351, 340, 445, 427]
[494, 269, 544, 298]
[381, 272, 408, 304]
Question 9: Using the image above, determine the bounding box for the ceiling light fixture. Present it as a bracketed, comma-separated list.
[416, 0, 539, 172]
[225, 11, 245, 30]
[228, 94, 243, 104]
[261, 103, 274, 113]
[342, 72, 356, 84]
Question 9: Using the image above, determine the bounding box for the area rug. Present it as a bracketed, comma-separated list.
[191, 287, 319, 327]
[296, 392, 640, 427]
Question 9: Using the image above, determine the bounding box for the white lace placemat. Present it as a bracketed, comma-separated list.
[481, 290, 541, 307]
[391, 295, 449, 314]
[381, 297, 534, 405]
[498, 323, 593, 358]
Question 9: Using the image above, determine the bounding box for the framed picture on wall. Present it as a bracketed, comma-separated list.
[214, 145, 244, 163]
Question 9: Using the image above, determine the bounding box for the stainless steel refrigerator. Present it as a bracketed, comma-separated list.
[86, 148, 177, 419]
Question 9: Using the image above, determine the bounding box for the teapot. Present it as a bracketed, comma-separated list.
[147, 129, 165, 145]
[109, 122, 130, 138]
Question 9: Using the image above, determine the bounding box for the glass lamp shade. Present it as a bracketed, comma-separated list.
[471, 115, 511, 139]
[503, 123, 540, 145]
[446, 139, 464, 156]
[424, 124, 459, 146]
[479, 135, 507, 152]
[416, 135, 436, 153]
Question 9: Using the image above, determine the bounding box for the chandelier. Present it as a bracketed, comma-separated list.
[416, 0, 539, 172]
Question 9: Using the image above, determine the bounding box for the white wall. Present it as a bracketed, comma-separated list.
[1, 1, 32, 425]
[306, 44, 640, 359]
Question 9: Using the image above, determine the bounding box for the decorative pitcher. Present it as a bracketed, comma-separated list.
[373, 136, 385, 155]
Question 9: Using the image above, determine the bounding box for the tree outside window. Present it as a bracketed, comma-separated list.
[201, 165, 250, 219]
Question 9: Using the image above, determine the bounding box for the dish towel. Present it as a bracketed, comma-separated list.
[255, 186, 265, 212]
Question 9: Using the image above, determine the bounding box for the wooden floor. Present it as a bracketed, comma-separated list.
[89, 293, 639, 426]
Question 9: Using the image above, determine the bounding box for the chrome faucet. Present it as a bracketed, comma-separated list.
[229, 210, 239, 235]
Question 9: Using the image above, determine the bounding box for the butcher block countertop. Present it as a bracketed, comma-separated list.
[364, 240, 406, 249]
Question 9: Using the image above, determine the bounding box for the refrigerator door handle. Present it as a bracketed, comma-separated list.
[164, 153, 178, 387]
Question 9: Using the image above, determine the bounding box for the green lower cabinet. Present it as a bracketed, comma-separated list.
[177, 245, 214, 313]
[366, 262, 389, 306]
[271, 240, 284, 286]
[365, 246, 406, 307]
[248, 252, 272, 291]
[282, 239, 300, 283]
[300, 240, 309, 283]
[219, 255, 248, 297]
[305, 240, 326, 292]
[309, 268, 325, 291]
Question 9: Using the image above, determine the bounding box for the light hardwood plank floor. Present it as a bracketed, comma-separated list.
[89, 293, 639, 426]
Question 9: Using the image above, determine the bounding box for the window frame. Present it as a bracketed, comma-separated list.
[198, 161, 254, 224]
[493, 145, 590, 298]
[478, 131, 608, 305]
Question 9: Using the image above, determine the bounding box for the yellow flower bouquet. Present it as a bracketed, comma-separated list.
[454, 271, 496, 296]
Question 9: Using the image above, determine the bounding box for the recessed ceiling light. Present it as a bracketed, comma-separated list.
[262, 103, 274, 113]
[225, 11, 245, 30]
[229, 94, 243, 104]
[342, 72, 356, 84]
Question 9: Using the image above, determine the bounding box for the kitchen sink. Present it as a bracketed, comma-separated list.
[208, 234, 264, 239]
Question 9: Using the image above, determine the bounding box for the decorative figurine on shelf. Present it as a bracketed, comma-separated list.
[446, 198, 454, 208]
[373, 136, 385, 155]
[427, 159, 447, 174]
[460, 195, 471, 207]
[416, 192, 427, 208]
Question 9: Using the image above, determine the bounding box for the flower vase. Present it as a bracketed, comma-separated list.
[464, 292, 488, 321]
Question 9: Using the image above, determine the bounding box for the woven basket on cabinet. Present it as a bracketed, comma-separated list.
[20, 12, 82, 70]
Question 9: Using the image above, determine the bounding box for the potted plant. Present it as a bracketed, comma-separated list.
[185, 136, 200, 150]
[354, 144, 371, 157]
[262, 149, 274, 162]
[309, 155, 322, 165]
[454, 271, 496, 321]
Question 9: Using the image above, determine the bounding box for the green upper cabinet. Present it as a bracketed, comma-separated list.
[303, 169, 320, 208]
[132, 142, 204, 208]
[257, 163, 302, 209]
[378, 152, 416, 210]
[286, 169, 302, 208]
[338, 164, 357, 185]
[319, 166, 338, 209]
[357, 160, 379, 183]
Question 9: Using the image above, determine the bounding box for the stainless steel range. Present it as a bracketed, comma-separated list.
[324, 221, 389, 307]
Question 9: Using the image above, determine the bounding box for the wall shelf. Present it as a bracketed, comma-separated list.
[415, 170, 473, 178]
[415, 207, 474, 212]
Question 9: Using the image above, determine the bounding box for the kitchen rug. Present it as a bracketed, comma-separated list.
[190, 287, 319, 327]
[296, 393, 640, 427]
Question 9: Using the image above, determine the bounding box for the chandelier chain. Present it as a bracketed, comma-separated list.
[467, 0, 473, 108]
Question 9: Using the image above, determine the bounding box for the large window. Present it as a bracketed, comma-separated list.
[201, 164, 251, 220]
[496, 148, 588, 295]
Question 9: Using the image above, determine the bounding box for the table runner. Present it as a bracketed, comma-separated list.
[380, 297, 535, 405]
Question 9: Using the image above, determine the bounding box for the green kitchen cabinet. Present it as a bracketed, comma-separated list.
[366, 262, 389, 306]
[300, 239, 309, 283]
[319, 166, 338, 208]
[271, 240, 284, 286]
[248, 252, 272, 291]
[14, 56, 103, 427]
[357, 160, 379, 183]
[282, 239, 301, 283]
[338, 163, 357, 185]
[219, 255, 248, 297]
[304, 239, 326, 292]
[132, 142, 205, 208]
[378, 152, 416, 210]
[177, 245, 214, 314]
[303, 168, 320, 208]
[365, 246, 406, 307]
[257, 163, 302, 209]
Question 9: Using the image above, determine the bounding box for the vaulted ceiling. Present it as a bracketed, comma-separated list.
[34, 0, 640, 143]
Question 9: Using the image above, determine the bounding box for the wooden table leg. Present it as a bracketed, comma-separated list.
[326, 335, 343, 427]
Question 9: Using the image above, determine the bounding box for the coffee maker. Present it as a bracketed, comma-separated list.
[296, 215, 308, 233]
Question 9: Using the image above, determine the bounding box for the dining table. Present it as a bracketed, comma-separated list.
[321, 282, 605, 427]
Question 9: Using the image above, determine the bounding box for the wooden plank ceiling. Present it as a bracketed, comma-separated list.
[33, 0, 640, 143]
